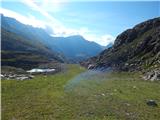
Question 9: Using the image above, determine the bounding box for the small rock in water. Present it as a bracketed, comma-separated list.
[146, 100, 158, 107]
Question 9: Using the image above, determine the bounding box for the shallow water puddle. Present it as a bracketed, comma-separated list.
[27, 68, 55, 73]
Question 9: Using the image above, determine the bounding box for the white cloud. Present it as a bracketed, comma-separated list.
[22, 0, 63, 27]
[0, 8, 46, 28]
[21, 0, 73, 36]
[81, 33, 115, 46]
[0, 7, 79, 37]
[100, 34, 115, 45]
[36, 0, 67, 12]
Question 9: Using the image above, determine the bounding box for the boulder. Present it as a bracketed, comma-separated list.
[146, 100, 158, 107]
[87, 64, 95, 69]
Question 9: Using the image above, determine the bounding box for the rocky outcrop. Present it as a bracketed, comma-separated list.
[114, 17, 160, 48]
[81, 17, 160, 72]
[143, 69, 160, 81]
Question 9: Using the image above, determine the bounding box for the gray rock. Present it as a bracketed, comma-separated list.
[1, 74, 4, 78]
[2, 73, 34, 80]
[16, 76, 29, 80]
[146, 100, 158, 107]
[143, 69, 160, 81]
[87, 64, 95, 69]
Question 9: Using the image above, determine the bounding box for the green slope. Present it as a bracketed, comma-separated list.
[1, 28, 64, 70]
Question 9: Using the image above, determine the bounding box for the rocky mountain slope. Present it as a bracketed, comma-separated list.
[1, 15, 104, 62]
[81, 17, 160, 72]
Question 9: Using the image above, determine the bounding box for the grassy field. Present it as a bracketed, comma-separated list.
[2, 64, 160, 120]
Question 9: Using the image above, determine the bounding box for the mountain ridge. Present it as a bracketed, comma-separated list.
[1, 14, 104, 62]
[81, 17, 160, 71]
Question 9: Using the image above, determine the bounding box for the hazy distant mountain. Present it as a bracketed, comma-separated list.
[1, 15, 104, 62]
[81, 17, 160, 71]
[52, 35, 104, 62]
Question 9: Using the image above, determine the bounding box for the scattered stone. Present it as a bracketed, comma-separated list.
[125, 63, 129, 66]
[16, 76, 29, 80]
[146, 100, 158, 107]
[126, 113, 130, 116]
[1, 74, 4, 78]
[87, 64, 95, 69]
[101, 93, 105, 96]
[85, 112, 94, 116]
[125, 103, 131, 107]
[1, 74, 34, 80]
[133, 86, 136, 89]
[143, 69, 160, 81]
[114, 89, 117, 92]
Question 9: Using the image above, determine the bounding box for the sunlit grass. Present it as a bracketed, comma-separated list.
[2, 65, 160, 120]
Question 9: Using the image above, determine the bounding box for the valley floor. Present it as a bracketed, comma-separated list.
[1, 64, 160, 120]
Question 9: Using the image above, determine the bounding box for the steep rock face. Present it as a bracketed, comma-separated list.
[81, 17, 160, 71]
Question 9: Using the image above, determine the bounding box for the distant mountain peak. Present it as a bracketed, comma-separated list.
[66, 35, 85, 39]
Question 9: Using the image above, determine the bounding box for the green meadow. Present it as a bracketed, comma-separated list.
[2, 64, 160, 120]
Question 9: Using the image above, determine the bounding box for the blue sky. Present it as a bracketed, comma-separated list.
[1, 0, 160, 45]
